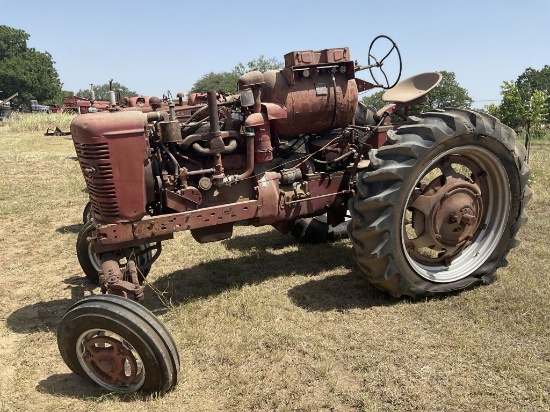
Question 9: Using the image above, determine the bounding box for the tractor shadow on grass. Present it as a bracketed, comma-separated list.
[56, 223, 82, 234]
[7, 230, 397, 334]
[37, 374, 109, 400]
[286, 271, 397, 312]
[144, 230, 398, 314]
[6, 275, 97, 334]
[36, 374, 155, 402]
[7, 230, 398, 400]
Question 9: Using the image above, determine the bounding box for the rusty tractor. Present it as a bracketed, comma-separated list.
[58, 36, 531, 392]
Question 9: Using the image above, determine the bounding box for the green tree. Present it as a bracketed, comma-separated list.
[0, 25, 28, 60]
[360, 90, 385, 111]
[516, 65, 550, 122]
[485, 67, 550, 137]
[417, 71, 472, 110]
[190, 56, 283, 95]
[190, 71, 240, 95]
[76, 81, 138, 101]
[527, 89, 549, 138]
[484, 102, 500, 118]
[233, 56, 283, 76]
[491, 81, 527, 130]
[361, 71, 472, 112]
[0, 25, 62, 107]
[485, 80, 548, 138]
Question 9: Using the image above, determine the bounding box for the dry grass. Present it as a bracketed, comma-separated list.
[0, 112, 75, 133]
[0, 124, 548, 412]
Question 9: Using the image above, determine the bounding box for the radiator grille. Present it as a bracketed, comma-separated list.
[74, 141, 119, 218]
[74, 142, 110, 160]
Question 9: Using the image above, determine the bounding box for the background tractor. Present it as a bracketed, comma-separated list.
[0, 92, 18, 120]
[58, 36, 531, 393]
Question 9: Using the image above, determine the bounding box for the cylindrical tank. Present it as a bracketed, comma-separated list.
[261, 69, 358, 138]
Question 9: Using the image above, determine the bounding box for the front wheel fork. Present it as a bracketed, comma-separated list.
[99, 252, 144, 300]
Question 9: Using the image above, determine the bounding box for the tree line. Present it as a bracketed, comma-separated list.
[485, 66, 550, 138]
[1, 24, 548, 137]
[0, 25, 62, 107]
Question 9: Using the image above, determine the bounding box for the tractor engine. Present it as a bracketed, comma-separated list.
[71, 47, 365, 243]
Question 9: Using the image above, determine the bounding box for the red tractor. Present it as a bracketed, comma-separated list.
[58, 36, 531, 392]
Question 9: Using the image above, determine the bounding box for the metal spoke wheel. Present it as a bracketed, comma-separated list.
[348, 109, 531, 298]
[58, 294, 180, 393]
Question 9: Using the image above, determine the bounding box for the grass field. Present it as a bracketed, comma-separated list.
[0, 114, 548, 411]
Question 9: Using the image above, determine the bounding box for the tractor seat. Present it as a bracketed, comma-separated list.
[382, 72, 443, 104]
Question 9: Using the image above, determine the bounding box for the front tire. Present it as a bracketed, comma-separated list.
[76, 221, 153, 285]
[57, 294, 180, 392]
[82, 201, 93, 224]
[348, 109, 531, 298]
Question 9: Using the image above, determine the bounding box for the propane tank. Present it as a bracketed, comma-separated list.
[260, 48, 358, 138]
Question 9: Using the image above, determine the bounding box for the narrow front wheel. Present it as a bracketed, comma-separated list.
[57, 294, 180, 392]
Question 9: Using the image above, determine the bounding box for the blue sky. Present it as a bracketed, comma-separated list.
[1, 0, 548, 108]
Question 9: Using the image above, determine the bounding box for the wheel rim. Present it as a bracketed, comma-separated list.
[401, 146, 511, 283]
[87, 242, 102, 272]
[76, 328, 146, 392]
[87, 242, 150, 274]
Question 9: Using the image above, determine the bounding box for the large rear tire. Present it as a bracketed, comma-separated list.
[57, 294, 179, 392]
[348, 109, 531, 298]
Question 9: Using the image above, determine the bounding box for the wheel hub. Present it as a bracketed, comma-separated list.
[408, 169, 484, 265]
[429, 182, 483, 246]
[83, 335, 138, 386]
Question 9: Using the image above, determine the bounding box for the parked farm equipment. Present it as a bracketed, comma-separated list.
[58, 36, 531, 393]
[63, 95, 112, 114]
[28, 99, 52, 113]
[44, 126, 71, 136]
[0, 92, 18, 120]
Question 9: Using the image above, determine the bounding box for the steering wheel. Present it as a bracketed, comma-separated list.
[368, 35, 402, 89]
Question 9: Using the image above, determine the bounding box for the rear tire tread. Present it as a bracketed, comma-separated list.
[348, 108, 530, 298]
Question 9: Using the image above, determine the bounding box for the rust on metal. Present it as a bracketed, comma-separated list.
[405, 157, 485, 265]
[261, 67, 358, 137]
[71, 111, 150, 223]
[82, 335, 139, 385]
[69, 42, 411, 300]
